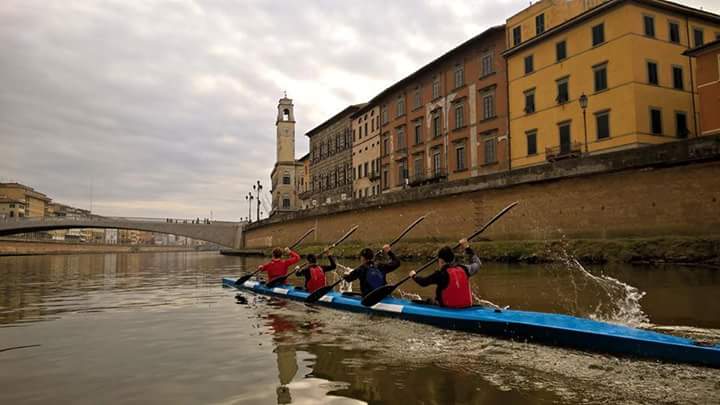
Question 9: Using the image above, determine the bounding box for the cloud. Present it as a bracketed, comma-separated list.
[0, 0, 717, 220]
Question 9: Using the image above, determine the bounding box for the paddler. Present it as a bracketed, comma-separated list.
[343, 244, 400, 296]
[295, 249, 337, 293]
[408, 239, 481, 308]
[258, 247, 301, 284]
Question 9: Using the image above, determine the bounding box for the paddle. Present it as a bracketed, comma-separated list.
[305, 214, 427, 303]
[266, 224, 359, 288]
[234, 227, 315, 286]
[360, 201, 519, 307]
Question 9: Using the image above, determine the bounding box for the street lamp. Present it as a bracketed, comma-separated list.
[579, 93, 589, 155]
[252, 180, 262, 220]
[245, 192, 253, 223]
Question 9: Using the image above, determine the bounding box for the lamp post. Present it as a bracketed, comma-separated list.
[245, 192, 253, 223]
[252, 181, 262, 221]
[579, 93, 589, 155]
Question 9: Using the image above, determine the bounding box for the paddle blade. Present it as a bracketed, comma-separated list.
[266, 275, 288, 288]
[234, 274, 253, 286]
[361, 284, 397, 307]
[306, 285, 334, 303]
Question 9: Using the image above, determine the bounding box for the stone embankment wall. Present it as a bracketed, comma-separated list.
[0, 239, 200, 256]
[244, 136, 720, 249]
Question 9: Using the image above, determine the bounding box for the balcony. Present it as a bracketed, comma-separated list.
[406, 167, 448, 187]
[546, 142, 583, 162]
[368, 171, 381, 181]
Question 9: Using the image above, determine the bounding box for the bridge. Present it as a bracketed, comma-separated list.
[0, 216, 246, 249]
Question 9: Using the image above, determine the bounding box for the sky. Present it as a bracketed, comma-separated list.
[1, 0, 718, 221]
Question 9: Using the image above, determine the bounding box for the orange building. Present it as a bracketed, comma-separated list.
[371, 26, 508, 193]
[685, 38, 720, 136]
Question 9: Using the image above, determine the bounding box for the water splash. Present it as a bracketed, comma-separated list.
[397, 289, 421, 301]
[547, 240, 650, 327]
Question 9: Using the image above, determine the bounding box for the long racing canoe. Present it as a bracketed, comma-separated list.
[223, 277, 720, 368]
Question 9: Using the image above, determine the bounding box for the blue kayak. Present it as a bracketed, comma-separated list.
[223, 277, 720, 368]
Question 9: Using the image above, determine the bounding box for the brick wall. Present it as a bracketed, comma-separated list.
[245, 136, 720, 248]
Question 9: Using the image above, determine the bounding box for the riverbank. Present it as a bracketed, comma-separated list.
[255, 236, 720, 266]
[0, 238, 206, 256]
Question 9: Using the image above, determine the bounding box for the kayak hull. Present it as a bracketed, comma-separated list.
[223, 277, 720, 368]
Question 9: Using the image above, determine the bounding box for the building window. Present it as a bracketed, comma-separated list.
[481, 52, 494, 76]
[455, 144, 466, 171]
[396, 95, 405, 117]
[556, 40, 567, 61]
[381, 106, 388, 125]
[559, 122, 572, 153]
[396, 127, 406, 149]
[413, 87, 421, 109]
[432, 112, 441, 137]
[647, 61, 658, 85]
[382, 167, 388, 189]
[524, 89, 535, 114]
[593, 63, 608, 92]
[283, 175, 291, 184]
[414, 121, 422, 144]
[363, 123, 367, 139]
[414, 156, 423, 177]
[592, 23, 605, 46]
[643, 15, 655, 37]
[512, 26, 522, 46]
[524, 55, 534, 74]
[454, 104, 464, 129]
[676, 112, 688, 138]
[282, 196, 290, 209]
[432, 78, 440, 99]
[672, 66, 684, 90]
[363, 162, 369, 178]
[536, 14, 545, 35]
[650, 108, 662, 135]
[454, 64, 464, 88]
[382, 135, 390, 156]
[693, 28, 704, 47]
[398, 160, 408, 184]
[482, 92, 495, 120]
[556, 77, 569, 104]
[484, 138, 496, 164]
[596, 110, 610, 139]
[432, 150, 442, 175]
[526, 130, 537, 155]
[669, 22, 680, 43]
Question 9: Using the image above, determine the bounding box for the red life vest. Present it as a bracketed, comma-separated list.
[440, 266, 472, 308]
[306, 265, 326, 293]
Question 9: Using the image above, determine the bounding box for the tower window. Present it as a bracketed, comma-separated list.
[282, 109, 290, 121]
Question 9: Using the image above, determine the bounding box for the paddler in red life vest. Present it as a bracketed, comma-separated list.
[295, 249, 337, 293]
[343, 244, 400, 296]
[409, 239, 481, 308]
[258, 247, 301, 284]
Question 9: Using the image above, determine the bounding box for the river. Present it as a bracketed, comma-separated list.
[1, 252, 719, 404]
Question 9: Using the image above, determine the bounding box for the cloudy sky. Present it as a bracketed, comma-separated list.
[1, 0, 718, 220]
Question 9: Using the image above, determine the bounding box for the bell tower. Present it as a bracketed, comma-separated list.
[276, 95, 295, 163]
[270, 94, 300, 215]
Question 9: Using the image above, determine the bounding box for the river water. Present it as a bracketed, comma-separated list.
[1, 252, 719, 404]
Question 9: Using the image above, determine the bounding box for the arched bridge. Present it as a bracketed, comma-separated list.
[0, 216, 245, 249]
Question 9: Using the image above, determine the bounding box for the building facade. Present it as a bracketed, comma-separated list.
[270, 96, 304, 215]
[351, 105, 382, 199]
[504, 0, 720, 169]
[374, 26, 509, 193]
[0, 196, 26, 218]
[0, 182, 51, 217]
[305, 105, 362, 206]
[685, 38, 720, 136]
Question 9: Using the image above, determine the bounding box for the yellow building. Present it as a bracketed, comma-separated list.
[504, 0, 720, 169]
[0, 182, 52, 217]
[0, 196, 26, 218]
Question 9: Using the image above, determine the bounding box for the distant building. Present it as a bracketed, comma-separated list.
[47, 202, 91, 218]
[296, 153, 311, 209]
[685, 38, 720, 137]
[351, 105, 382, 199]
[0, 182, 51, 217]
[306, 104, 363, 206]
[0, 196, 26, 218]
[270, 96, 304, 215]
[504, 0, 720, 168]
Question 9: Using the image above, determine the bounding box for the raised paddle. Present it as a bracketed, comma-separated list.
[266, 224, 359, 288]
[360, 201, 519, 307]
[305, 214, 427, 303]
[234, 227, 315, 286]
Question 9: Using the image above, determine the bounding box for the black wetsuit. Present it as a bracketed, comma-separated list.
[343, 251, 400, 295]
